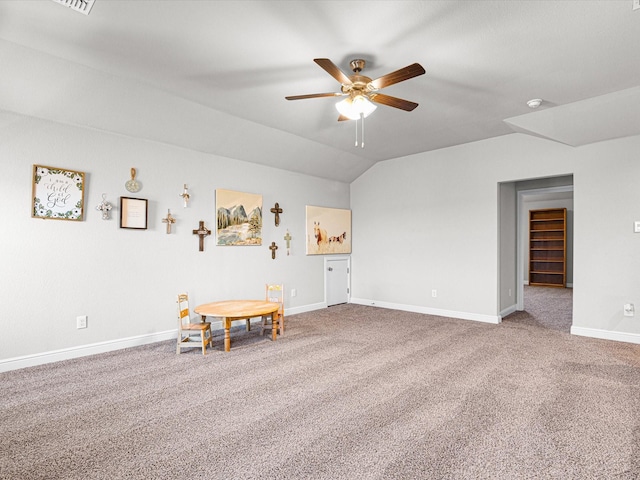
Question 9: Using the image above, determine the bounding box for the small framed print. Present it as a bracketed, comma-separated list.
[32, 165, 85, 221]
[120, 197, 148, 229]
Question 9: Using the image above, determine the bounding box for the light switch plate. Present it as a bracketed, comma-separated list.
[634, 221, 640, 233]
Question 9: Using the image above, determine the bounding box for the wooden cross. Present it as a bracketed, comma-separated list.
[269, 241, 278, 259]
[192, 220, 211, 252]
[284, 230, 292, 255]
[270, 202, 283, 226]
[162, 209, 176, 234]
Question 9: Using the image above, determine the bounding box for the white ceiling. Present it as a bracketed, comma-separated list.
[1, 1, 639, 182]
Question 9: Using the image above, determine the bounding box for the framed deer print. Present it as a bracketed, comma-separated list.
[32, 165, 85, 221]
[305, 205, 351, 255]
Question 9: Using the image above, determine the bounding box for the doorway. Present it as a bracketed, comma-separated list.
[325, 256, 350, 306]
[499, 176, 574, 330]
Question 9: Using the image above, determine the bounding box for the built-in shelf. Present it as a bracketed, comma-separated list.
[529, 208, 566, 287]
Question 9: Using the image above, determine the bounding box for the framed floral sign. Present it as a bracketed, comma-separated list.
[32, 165, 85, 221]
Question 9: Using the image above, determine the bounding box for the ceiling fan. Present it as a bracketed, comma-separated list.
[285, 58, 426, 122]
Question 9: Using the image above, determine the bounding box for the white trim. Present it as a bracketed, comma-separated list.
[0, 329, 177, 373]
[500, 304, 518, 318]
[288, 302, 327, 315]
[350, 297, 501, 324]
[570, 326, 640, 345]
[0, 302, 330, 372]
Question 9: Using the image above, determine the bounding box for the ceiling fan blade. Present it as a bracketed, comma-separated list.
[337, 115, 350, 122]
[369, 63, 426, 90]
[369, 93, 419, 111]
[314, 58, 353, 85]
[285, 92, 343, 100]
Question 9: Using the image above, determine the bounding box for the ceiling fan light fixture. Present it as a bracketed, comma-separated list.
[335, 95, 377, 120]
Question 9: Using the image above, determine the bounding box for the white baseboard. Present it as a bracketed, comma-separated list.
[570, 326, 640, 345]
[500, 304, 518, 319]
[0, 302, 329, 373]
[350, 297, 501, 324]
[0, 330, 177, 373]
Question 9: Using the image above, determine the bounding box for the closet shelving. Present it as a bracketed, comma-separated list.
[529, 208, 566, 287]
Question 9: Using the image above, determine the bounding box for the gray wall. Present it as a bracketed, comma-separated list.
[4, 111, 640, 369]
[0, 111, 350, 365]
[350, 132, 640, 341]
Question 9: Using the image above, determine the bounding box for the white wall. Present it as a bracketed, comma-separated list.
[0, 111, 350, 369]
[350, 132, 640, 343]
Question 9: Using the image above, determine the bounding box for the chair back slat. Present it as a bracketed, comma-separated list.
[177, 294, 190, 326]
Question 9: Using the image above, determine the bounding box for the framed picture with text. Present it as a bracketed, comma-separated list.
[32, 165, 85, 221]
[120, 197, 148, 229]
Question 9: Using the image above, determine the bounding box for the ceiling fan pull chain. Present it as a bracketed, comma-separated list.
[355, 117, 359, 147]
[361, 112, 365, 148]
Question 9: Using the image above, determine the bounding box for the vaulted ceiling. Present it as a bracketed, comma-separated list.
[1, 1, 639, 182]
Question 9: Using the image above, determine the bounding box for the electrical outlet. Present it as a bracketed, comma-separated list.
[432, 289, 437, 298]
[76, 315, 87, 329]
[291, 289, 297, 297]
[624, 304, 635, 317]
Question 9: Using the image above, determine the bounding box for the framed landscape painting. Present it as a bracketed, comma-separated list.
[306, 205, 351, 255]
[216, 189, 262, 246]
[32, 165, 85, 221]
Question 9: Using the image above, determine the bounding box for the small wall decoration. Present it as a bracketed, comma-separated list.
[284, 230, 292, 255]
[305, 205, 352, 255]
[193, 220, 211, 252]
[120, 197, 148, 229]
[32, 165, 85, 221]
[270, 202, 283, 226]
[179, 184, 190, 207]
[216, 189, 262, 246]
[269, 241, 278, 259]
[162, 209, 176, 234]
[96, 194, 113, 220]
[124, 168, 141, 193]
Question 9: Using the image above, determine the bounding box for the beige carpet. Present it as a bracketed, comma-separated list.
[2, 289, 640, 479]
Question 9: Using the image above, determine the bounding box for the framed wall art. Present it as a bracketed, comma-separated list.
[120, 197, 148, 229]
[32, 165, 85, 221]
[306, 205, 352, 255]
[216, 189, 262, 246]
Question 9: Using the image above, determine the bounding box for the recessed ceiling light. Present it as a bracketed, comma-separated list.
[527, 98, 542, 109]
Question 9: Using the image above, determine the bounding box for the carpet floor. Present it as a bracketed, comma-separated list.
[2, 287, 640, 479]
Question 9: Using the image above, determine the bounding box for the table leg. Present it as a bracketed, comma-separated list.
[224, 318, 231, 352]
[272, 312, 278, 342]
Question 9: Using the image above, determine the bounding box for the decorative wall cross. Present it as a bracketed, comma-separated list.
[96, 194, 112, 220]
[269, 241, 278, 259]
[162, 209, 176, 234]
[192, 220, 211, 252]
[284, 230, 292, 256]
[270, 202, 283, 226]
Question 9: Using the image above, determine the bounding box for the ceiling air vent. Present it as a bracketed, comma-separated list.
[50, 0, 96, 15]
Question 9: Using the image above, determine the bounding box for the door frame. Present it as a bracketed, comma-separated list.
[324, 256, 351, 306]
[516, 185, 574, 310]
